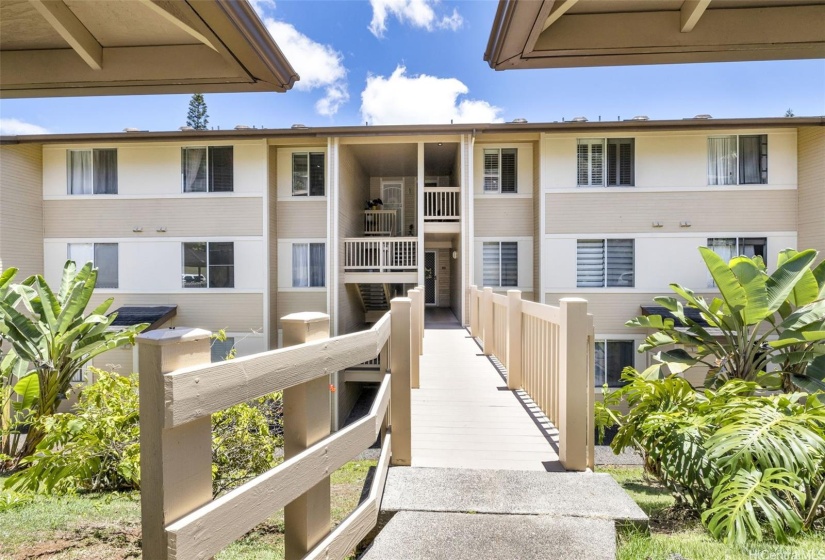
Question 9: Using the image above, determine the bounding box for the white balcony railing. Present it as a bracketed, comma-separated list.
[363, 210, 397, 236]
[424, 187, 459, 222]
[344, 237, 417, 272]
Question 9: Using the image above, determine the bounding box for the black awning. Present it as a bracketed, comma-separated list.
[110, 306, 177, 331]
[640, 305, 711, 328]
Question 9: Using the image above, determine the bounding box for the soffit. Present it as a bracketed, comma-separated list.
[485, 0, 825, 69]
[0, 0, 298, 98]
[349, 144, 419, 177]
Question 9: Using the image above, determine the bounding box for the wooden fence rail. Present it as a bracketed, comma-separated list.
[467, 286, 595, 471]
[138, 298, 416, 560]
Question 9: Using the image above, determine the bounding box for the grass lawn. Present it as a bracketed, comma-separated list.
[599, 466, 825, 560]
[0, 460, 375, 560]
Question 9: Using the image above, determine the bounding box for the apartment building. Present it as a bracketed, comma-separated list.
[1, 117, 822, 411]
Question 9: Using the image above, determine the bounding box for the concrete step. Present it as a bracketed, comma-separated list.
[379, 466, 648, 528]
[361, 511, 616, 560]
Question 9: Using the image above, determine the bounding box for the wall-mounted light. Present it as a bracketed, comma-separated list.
[132, 226, 143, 233]
[652, 221, 663, 228]
[680, 221, 692, 228]
[452, 250, 457, 259]
[156, 226, 167, 233]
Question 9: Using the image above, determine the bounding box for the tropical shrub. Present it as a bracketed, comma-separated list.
[4, 369, 141, 493]
[599, 371, 825, 544]
[0, 262, 146, 465]
[627, 248, 825, 392]
[4, 368, 284, 497]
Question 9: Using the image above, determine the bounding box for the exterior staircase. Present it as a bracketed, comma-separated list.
[356, 283, 391, 323]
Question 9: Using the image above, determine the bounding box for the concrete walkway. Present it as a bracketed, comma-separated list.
[412, 308, 561, 471]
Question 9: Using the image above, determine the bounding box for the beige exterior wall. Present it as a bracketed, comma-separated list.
[276, 291, 327, 330]
[44, 197, 264, 238]
[0, 144, 44, 278]
[797, 127, 825, 255]
[43, 141, 267, 197]
[472, 142, 534, 194]
[276, 200, 327, 238]
[275, 145, 327, 199]
[268, 146, 279, 348]
[338, 145, 370, 334]
[545, 190, 797, 234]
[473, 197, 534, 237]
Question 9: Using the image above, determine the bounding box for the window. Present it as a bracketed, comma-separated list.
[577, 239, 634, 288]
[707, 237, 767, 286]
[595, 340, 635, 387]
[68, 243, 118, 288]
[483, 148, 517, 193]
[182, 146, 234, 192]
[482, 241, 518, 287]
[708, 135, 767, 185]
[292, 243, 325, 287]
[292, 152, 325, 196]
[67, 149, 117, 194]
[211, 337, 235, 362]
[182, 242, 234, 288]
[577, 139, 634, 187]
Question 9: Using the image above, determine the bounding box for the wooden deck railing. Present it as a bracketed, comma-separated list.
[363, 209, 396, 236]
[137, 297, 422, 560]
[423, 187, 459, 221]
[468, 286, 595, 471]
[343, 237, 417, 272]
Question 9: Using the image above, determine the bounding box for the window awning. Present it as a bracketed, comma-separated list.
[640, 305, 711, 328]
[110, 306, 177, 331]
[0, 0, 298, 98]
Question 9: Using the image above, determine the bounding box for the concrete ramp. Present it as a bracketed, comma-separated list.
[361, 466, 647, 560]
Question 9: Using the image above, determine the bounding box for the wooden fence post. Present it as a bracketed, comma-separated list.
[138, 327, 213, 560]
[558, 298, 589, 472]
[408, 288, 421, 389]
[481, 287, 493, 356]
[390, 297, 412, 466]
[507, 290, 523, 390]
[282, 312, 332, 560]
[469, 285, 477, 336]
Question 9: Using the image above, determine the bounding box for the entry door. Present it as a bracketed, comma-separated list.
[381, 181, 404, 236]
[424, 251, 437, 305]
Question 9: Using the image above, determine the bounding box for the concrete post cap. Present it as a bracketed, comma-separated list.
[280, 312, 330, 324]
[136, 327, 212, 346]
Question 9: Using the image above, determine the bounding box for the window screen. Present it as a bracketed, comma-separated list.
[209, 146, 234, 192]
[595, 340, 635, 387]
[482, 241, 517, 287]
[607, 139, 634, 186]
[739, 135, 767, 185]
[577, 239, 634, 288]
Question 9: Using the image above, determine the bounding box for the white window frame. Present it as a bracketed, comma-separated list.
[576, 239, 635, 288]
[292, 152, 326, 197]
[707, 134, 768, 186]
[291, 242, 326, 288]
[594, 338, 638, 389]
[67, 148, 118, 195]
[181, 146, 234, 193]
[67, 242, 119, 289]
[706, 237, 767, 287]
[482, 148, 517, 193]
[181, 241, 235, 289]
[577, 138, 634, 187]
[482, 241, 518, 287]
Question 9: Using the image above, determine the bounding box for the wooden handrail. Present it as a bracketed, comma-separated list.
[466, 286, 594, 471]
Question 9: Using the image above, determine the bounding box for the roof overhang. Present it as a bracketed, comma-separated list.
[0, 0, 298, 98]
[485, 0, 825, 70]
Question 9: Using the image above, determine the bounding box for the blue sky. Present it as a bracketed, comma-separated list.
[1, 0, 823, 135]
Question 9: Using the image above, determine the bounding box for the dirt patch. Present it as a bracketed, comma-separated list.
[649, 503, 701, 534]
[15, 524, 140, 560]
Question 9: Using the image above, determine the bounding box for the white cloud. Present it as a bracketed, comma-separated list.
[248, 0, 275, 17]
[0, 118, 49, 136]
[360, 66, 502, 125]
[368, 0, 464, 38]
[260, 18, 349, 116]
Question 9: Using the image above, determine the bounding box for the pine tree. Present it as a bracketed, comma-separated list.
[187, 94, 209, 130]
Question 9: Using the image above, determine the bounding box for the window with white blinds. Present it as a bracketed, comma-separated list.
[577, 139, 634, 187]
[483, 148, 517, 193]
[708, 135, 767, 185]
[482, 241, 518, 287]
[576, 239, 634, 288]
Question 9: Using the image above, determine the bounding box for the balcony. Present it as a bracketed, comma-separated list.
[363, 210, 397, 236]
[424, 187, 459, 233]
[343, 237, 418, 283]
